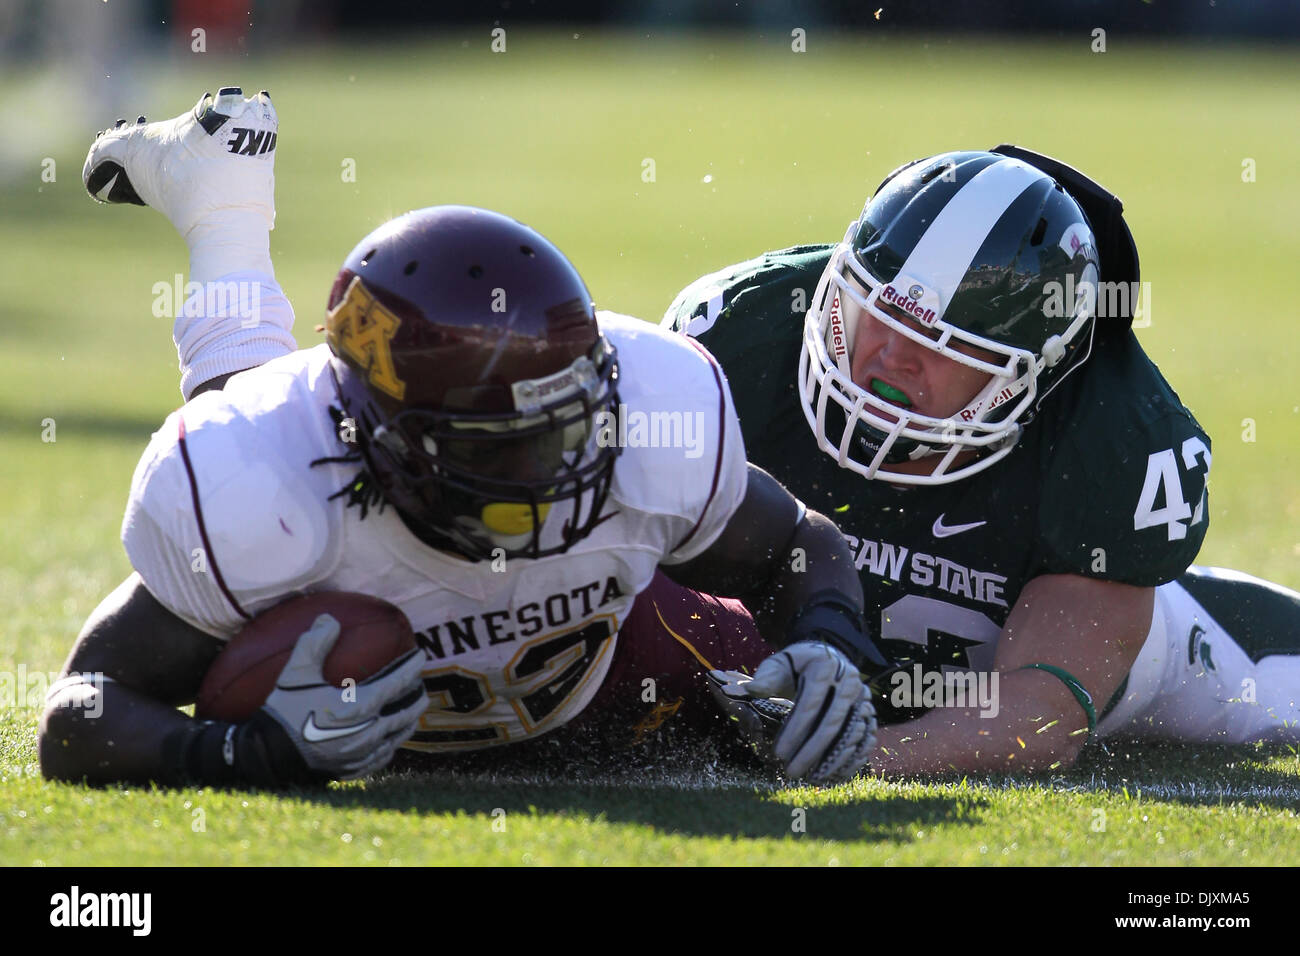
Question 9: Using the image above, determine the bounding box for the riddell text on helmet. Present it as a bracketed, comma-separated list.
[879, 284, 938, 324]
[829, 291, 848, 359]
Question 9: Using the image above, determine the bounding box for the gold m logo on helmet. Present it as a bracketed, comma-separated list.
[326, 276, 406, 400]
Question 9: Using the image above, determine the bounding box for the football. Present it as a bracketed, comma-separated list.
[195, 592, 419, 722]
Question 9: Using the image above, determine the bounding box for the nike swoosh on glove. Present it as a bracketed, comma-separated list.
[82, 87, 278, 238]
[257, 614, 429, 781]
[714, 641, 877, 784]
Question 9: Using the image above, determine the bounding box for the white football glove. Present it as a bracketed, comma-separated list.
[709, 641, 877, 784]
[83, 86, 278, 238]
[257, 614, 430, 780]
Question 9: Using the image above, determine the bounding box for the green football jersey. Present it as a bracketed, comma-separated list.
[664, 246, 1211, 714]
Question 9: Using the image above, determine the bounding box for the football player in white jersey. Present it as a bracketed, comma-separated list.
[40, 88, 888, 788]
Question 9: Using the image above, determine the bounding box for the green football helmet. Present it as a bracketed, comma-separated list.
[798, 149, 1106, 485]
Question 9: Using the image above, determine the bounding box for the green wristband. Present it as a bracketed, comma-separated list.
[1018, 663, 1097, 738]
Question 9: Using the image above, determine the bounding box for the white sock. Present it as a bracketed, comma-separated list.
[186, 208, 275, 285]
[175, 269, 298, 400]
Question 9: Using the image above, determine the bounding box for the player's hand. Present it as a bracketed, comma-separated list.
[709, 641, 877, 784]
[706, 667, 791, 770]
[82, 87, 278, 238]
[237, 614, 429, 783]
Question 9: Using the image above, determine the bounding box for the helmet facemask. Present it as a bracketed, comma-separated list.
[798, 239, 1097, 486]
[334, 338, 622, 560]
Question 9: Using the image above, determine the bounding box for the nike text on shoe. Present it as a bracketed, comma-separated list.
[81, 87, 278, 238]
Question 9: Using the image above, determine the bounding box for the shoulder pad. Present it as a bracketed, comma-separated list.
[597, 312, 748, 563]
[661, 246, 833, 340]
[1035, 334, 1211, 585]
[122, 360, 341, 634]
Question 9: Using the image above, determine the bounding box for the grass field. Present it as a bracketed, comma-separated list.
[2, 30, 1298, 866]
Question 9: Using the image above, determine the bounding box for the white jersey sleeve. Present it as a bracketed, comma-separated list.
[596, 312, 748, 566]
[121, 350, 340, 638]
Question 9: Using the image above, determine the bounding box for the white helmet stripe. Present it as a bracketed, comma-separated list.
[898, 159, 1043, 314]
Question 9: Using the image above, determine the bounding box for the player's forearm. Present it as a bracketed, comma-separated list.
[662, 465, 864, 641]
[39, 677, 314, 789]
[869, 671, 1090, 776]
[757, 508, 863, 638]
[42, 576, 327, 788]
[668, 499, 866, 650]
[39, 677, 201, 785]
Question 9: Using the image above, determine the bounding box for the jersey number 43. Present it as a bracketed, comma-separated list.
[1134, 437, 1211, 542]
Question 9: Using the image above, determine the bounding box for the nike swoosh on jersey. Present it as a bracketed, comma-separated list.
[931, 514, 988, 538]
[302, 712, 377, 743]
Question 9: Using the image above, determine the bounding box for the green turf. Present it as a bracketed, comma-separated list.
[5, 711, 1298, 865]
[2, 30, 1298, 865]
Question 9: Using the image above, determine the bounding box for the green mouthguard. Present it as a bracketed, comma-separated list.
[869, 379, 912, 407]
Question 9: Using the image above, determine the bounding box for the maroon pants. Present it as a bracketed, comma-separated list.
[568, 571, 771, 743]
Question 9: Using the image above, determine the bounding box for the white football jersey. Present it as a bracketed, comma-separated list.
[122, 312, 748, 750]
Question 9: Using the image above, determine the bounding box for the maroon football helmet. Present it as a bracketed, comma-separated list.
[324, 206, 621, 560]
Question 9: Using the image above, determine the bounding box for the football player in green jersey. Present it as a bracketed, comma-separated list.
[633, 146, 1300, 776]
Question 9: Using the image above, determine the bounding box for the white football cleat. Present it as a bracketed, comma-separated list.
[82, 87, 278, 239]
